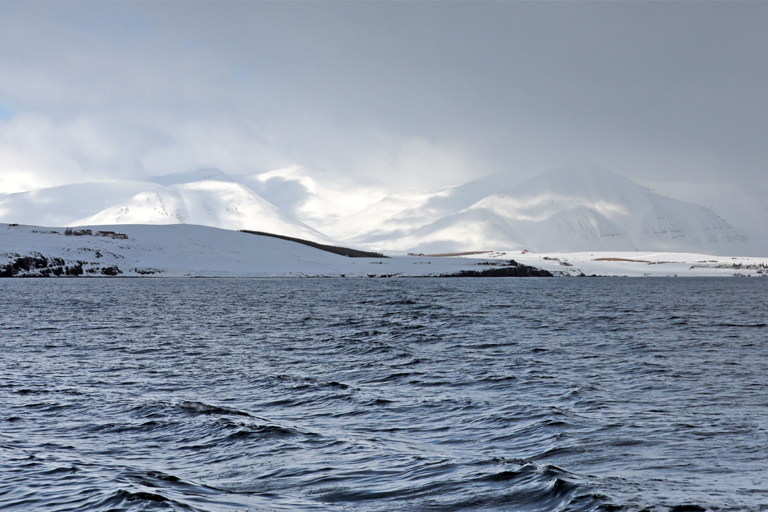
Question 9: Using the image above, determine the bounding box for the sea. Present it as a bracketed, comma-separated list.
[1, 277, 767, 512]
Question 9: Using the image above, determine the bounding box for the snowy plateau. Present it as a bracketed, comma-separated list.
[1, 165, 767, 277]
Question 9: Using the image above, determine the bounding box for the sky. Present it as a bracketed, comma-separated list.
[1, 1, 766, 194]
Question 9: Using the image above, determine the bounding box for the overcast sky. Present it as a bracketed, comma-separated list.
[1, 1, 766, 193]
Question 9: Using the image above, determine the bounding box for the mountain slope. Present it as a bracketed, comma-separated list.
[532, 207, 637, 252]
[321, 189, 438, 241]
[370, 208, 525, 254]
[1, 223, 539, 277]
[146, 168, 228, 186]
[350, 166, 756, 255]
[74, 180, 334, 244]
[0, 181, 160, 227]
[341, 174, 514, 246]
[1, 165, 764, 256]
[643, 180, 768, 250]
[478, 166, 749, 254]
[233, 166, 385, 231]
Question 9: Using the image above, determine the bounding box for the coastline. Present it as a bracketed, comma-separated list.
[2, 223, 766, 278]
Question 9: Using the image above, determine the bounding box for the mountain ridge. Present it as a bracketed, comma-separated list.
[346, 166, 759, 255]
[74, 180, 334, 244]
[2, 165, 765, 256]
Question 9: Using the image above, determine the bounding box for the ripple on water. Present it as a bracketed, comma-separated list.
[1, 278, 767, 511]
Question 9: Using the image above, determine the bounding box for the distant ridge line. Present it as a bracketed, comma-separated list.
[424, 251, 492, 257]
[240, 230, 387, 258]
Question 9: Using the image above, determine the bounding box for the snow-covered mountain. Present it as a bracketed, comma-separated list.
[471, 166, 751, 254]
[644, 180, 768, 249]
[75, 180, 333, 244]
[146, 168, 228, 186]
[0, 223, 527, 278]
[0, 181, 161, 227]
[339, 175, 514, 247]
[321, 188, 446, 241]
[3, 222, 767, 278]
[6, 224, 768, 278]
[143, 165, 387, 233]
[1, 164, 766, 256]
[0, 167, 384, 245]
[232, 166, 385, 231]
[347, 166, 759, 256]
[380, 208, 526, 254]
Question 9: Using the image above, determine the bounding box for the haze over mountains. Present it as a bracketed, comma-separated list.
[75, 181, 334, 245]
[1, 165, 765, 256]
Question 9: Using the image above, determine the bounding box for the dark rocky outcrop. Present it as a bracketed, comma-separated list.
[240, 230, 386, 258]
[0, 254, 52, 276]
[0, 254, 66, 277]
[100, 266, 122, 276]
[438, 260, 553, 277]
[1, 254, 96, 277]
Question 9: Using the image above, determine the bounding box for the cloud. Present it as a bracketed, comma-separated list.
[0, 114, 108, 192]
[0, 2, 767, 193]
[330, 131, 477, 190]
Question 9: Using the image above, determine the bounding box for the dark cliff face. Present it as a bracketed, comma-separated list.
[0, 254, 87, 277]
[439, 260, 553, 278]
[240, 230, 387, 258]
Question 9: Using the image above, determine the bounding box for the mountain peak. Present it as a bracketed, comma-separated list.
[146, 168, 227, 187]
[74, 180, 334, 244]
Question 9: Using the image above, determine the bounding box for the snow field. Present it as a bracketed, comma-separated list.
[2, 223, 765, 278]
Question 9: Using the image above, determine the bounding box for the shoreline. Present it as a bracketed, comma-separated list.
[3, 223, 767, 278]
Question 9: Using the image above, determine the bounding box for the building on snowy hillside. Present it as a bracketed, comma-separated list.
[65, 228, 93, 236]
[93, 230, 127, 239]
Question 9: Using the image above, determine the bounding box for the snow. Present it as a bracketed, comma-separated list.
[642, 180, 768, 251]
[349, 166, 760, 256]
[233, 165, 386, 232]
[365, 208, 526, 254]
[0, 181, 161, 227]
[476, 250, 768, 278]
[1, 165, 766, 259]
[63, 166, 387, 238]
[322, 189, 438, 240]
[0, 223, 494, 277]
[145, 168, 228, 186]
[532, 207, 635, 252]
[341, 175, 507, 247]
[73, 180, 334, 244]
[2, 223, 766, 278]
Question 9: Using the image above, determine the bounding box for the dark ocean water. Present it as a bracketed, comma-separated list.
[1, 278, 767, 512]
